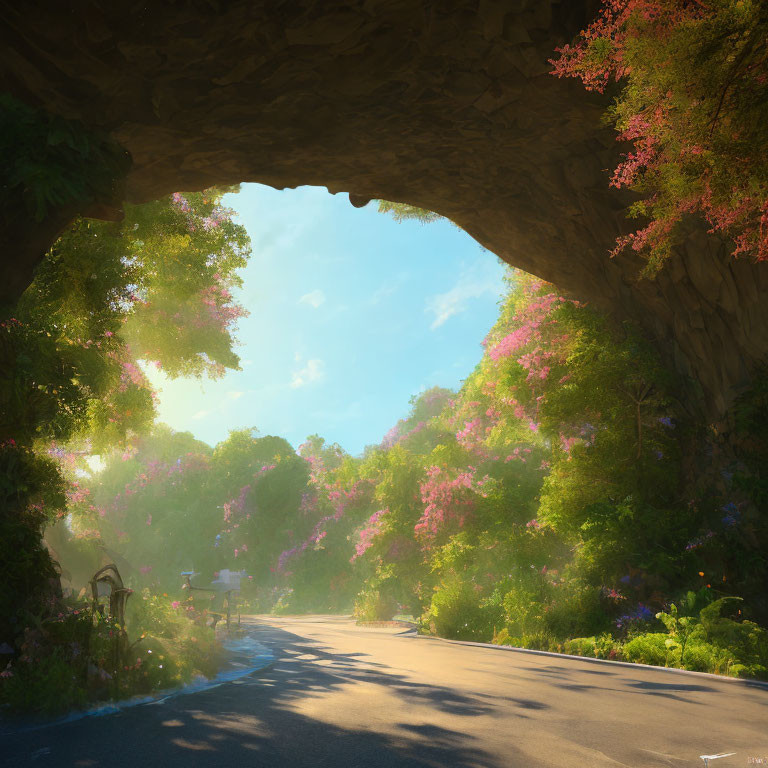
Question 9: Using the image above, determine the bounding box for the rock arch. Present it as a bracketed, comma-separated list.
[2, 0, 767, 421]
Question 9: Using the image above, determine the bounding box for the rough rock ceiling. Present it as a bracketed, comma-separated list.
[2, 0, 767, 421]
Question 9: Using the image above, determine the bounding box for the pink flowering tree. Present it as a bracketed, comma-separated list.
[552, 0, 768, 272]
[0, 187, 251, 641]
[415, 465, 493, 547]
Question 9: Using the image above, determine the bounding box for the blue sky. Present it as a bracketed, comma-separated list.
[143, 183, 507, 455]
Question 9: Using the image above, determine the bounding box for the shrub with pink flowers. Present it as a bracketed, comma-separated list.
[0, 185, 251, 694]
[552, 0, 768, 273]
[45, 263, 768, 687]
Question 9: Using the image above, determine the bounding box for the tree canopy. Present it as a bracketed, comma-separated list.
[552, 0, 768, 272]
[0, 186, 250, 642]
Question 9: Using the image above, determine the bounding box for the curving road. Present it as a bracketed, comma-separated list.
[3, 615, 767, 767]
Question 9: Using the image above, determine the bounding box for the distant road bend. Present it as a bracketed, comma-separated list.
[3, 615, 767, 767]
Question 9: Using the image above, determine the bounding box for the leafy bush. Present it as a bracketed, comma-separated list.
[493, 629, 559, 652]
[502, 584, 548, 637]
[425, 579, 499, 641]
[655, 602, 704, 661]
[561, 634, 623, 661]
[680, 641, 721, 674]
[354, 588, 397, 623]
[0, 589, 222, 717]
[605, 594, 768, 679]
[623, 633, 669, 667]
[0, 651, 88, 716]
[543, 585, 609, 639]
[699, 597, 768, 667]
[562, 636, 597, 658]
[271, 589, 297, 616]
[125, 589, 221, 687]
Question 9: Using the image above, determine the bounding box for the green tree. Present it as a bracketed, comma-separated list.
[1, 187, 250, 646]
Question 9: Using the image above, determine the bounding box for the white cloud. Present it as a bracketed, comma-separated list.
[369, 283, 397, 306]
[226, 391, 244, 401]
[368, 272, 410, 306]
[290, 358, 326, 389]
[193, 409, 210, 420]
[299, 289, 326, 309]
[425, 268, 502, 329]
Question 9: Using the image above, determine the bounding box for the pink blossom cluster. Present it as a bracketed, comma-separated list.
[103, 452, 211, 521]
[119, 360, 147, 392]
[201, 207, 231, 231]
[380, 422, 404, 450]
[549, 0, 699, 93]
[489, 292, 563, 365]
[171, 192, 233, 230]
[196, 282, 249, 334]
[350, 508, 390, 562]
[299, 451, 326, 485]
[559, 434, 581, 456]
[121, 444, 138, 461]
[414, 466, 489, 542]
[171, 192, 192, 212]
[600, 587, 626, 602]
[299, 491, 317, 515]
[217, 464, 275, 556]
[397, 421, 428, 446]
[552, 1, 768, 264]
[66, 481, 90, 505]
[278, 479, 372, 572]
[504, 446, 533, 463]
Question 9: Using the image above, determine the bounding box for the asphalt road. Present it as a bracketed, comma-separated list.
[2, 615, 767, 768]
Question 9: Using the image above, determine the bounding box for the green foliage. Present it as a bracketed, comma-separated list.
[354, 588, 397, 623]
[125, 590, 221, 687]
[542, 584, 609, 640]
[424, 577, 501, 641]
[561, 634, 624, 661]
[562, 636, 597, 658]
[616, 596, 768, 677]
[623, 633, 669, 667]
[699, 597, 768, 668]
[0, 650, 89, 716]
[655, 603, 704, 660]
[502, 582, 549, 638]
[554, 0, 768, 269]
[0, 94, 131, 222]
[492, 629, 559, 652]
[376, 201, 443, 224]
[0, 185, 251, 698]
[0, 443, 65, 644]
[44, 265, 768, 691]
[0, 590, 222, 716]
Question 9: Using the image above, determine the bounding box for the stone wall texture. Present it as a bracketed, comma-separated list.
[2, 0, 767, 422]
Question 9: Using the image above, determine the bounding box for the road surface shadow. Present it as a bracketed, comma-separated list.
[512, 656, 768, 707]
[1, 623, 530, 768]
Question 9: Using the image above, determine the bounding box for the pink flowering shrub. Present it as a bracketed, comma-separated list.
[415, 466, 492, 544]
[552, 0, 768, 271]
[351, 508, 390, 562]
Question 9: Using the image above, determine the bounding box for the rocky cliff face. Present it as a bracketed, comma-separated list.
[2, 0, 766, 422]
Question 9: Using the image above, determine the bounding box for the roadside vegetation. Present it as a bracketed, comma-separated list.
[0, 184, 249, 716]
[40, 271, 768, 690]
[2, 0, 768, 717]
